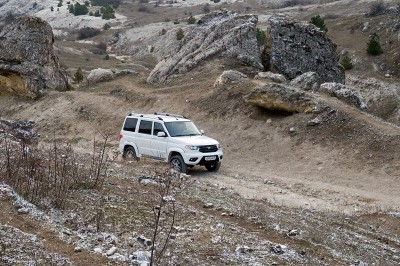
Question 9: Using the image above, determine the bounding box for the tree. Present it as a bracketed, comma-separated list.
[366, 33, 382, 55]
[341, 56, 353, 70]
[256, 28, 266, 46]
[101, 4, 116, 20]
[310, 15, 328, 32]
[176, 28, 184, 40]
[73, 68, 84, 83]
[187, 15, 196, 24]
[103, 23, 111, 30]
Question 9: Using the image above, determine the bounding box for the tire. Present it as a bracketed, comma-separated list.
[123, 146, 138, 161]
[170, 155, 188, 174]
[205, 162, 221, 172]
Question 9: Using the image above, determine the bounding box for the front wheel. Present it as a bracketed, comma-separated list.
[170, 155, 187, 174]
[205, 162, 221, 172]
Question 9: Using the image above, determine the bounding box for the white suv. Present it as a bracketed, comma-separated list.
[119, 113, 223, 173]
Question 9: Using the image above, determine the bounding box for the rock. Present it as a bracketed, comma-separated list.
[114, 69, 138, 77]
[307, 117, 322, 126]
[212, 235, 222, 244]
[214, 70, 247, 87]
[0, 119, 37, 144]
[244, 83, 317, 113]
[362, 22, 369, 32]
[74, 246, 83, 252]
[139, 176, 158, 186]
[87, 68, 114, 83]
[17, 208, 30, 214]
[319, 83, 368, 110]
[106, 246, 117, 256]
[0, 17, 69, 98]
[137, 235, 152, 247]
[235, 245, 253, 254]
[289, 72, 320, 91]
[94, 247, 102, 253]
[255, 72, 287, 83]
[265, 16, 344, 84]
[203, 202, 214, 209]
[147, 10, 263, 83]
[131, 251, 151, 265]
[289, 127, 297, 133]
[270, 244, 287, 254]
[287, 229, 299, 236]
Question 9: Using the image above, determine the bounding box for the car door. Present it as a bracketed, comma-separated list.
[136, 119, 153, 156]
[151, 122, 168, 160]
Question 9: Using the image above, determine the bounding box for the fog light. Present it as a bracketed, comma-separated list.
[189, 157, 198, 162]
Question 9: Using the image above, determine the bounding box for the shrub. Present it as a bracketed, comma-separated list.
[77, 27, 101, 40]
[176, 28, 184, 40]
[73, 68, 84, 83]
[341, 56, 353, 70]
[104, 54, 110, 60]
[95, 41, 108, 51]
[366, 33, 382, 55]
[70, 3, 89, 16]
[84, 1, 90, 6]
[310, 15, 328, 32]
[101, 4, 116, 19]
[173, 19, 180, 24]
[203, 3, 210, 13]
[161, 28, 166, 35]
[91, 0, 122, 8]
[51, 6, 54, 11]
[103, 23, 111, 30]
[256, 28, 266, 46]
[94, 10, 101, 17]
[138, 4, 150, 12]
[367, 1, 386, 17]
[187, 15, 196, 24]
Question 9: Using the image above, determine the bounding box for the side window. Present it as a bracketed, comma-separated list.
[123, 118, 138, 132]
[138, 120, 152, 135]
[153, 122, 165, 136]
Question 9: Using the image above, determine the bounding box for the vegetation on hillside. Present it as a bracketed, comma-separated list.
[310, 15, 328, 32]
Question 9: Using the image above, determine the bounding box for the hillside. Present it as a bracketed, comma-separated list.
[1, 0, 400, 265]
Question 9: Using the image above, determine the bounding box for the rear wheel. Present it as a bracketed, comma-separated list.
[205, 162, 221, 172]
[170, 155, 187, 174]
[123, 146, 138, 161]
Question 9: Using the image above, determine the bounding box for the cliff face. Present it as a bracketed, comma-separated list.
[0, 16, 69, 98]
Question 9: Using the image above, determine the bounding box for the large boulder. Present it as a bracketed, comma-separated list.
[87, 68, 114, 83]
[147, 10, 263, 84]
[244, 83, 317, 113]
[289, 72, 321, 91]
[264, 16, 345, 84]
[214, 70, 247, 87]
[0, 16, 69, 98]
[254, 71, 287, 83]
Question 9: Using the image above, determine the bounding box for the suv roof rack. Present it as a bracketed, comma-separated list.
[154, 112, 187, 119]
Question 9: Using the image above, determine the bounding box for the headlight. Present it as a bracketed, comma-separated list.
[185, 145, 199, 150]
[217, 144, 222, 149]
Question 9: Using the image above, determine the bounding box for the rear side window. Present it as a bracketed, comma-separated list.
[123, 118, 138, 132]
[138, 120, 152, 135]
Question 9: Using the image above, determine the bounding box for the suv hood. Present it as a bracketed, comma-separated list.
[172, 135, 219, 146]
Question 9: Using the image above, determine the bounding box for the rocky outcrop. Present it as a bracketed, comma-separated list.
[265, 16, 344, 84]
[87, 68, 114, 83]
[214, 70, 247, 87]
[0, 17, 69, 98]
[244, 83, 317, 113]
[254, 72, 287, 83]
[289, 72, 320, 91]
[147, 10, 263, 84]
[0, 118, 37, 144]
[319, 83, 367, 110]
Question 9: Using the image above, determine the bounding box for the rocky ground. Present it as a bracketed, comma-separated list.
[1, 0, 400, 265]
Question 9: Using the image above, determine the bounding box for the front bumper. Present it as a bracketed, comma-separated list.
[182, 150, 223, 165]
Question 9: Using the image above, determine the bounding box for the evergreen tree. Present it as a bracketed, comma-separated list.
[366, 33, 382, 55]
[310, 15, 328, 32]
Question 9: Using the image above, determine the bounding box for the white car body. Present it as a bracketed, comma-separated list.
[119, 113, 223, 171]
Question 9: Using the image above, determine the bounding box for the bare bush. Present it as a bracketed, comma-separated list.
[77, 27, 101, 40]
[138, 4, 151, 12]
[0, 134, 115, 208]
[366, 1, 387, 17]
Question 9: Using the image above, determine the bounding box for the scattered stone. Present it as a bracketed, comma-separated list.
[289, 127, 297, 134]
[289, 72, 320, 91]
[137, 235, 152, 247]
[307, 117, 322, 126]
[106, 246, 118, 256]
[0, 17, 69, 98]
[114, 69, 138, 77]
[264, 179, 275, 185]
[74, 246, 83, 252]
[131, 251, 151, 265]
[212, 235, 222, 244]
[319, 83, 368, 110]
[203, 203, 214, 209]
[270, 244, 287, 254]
[287, 230, 299, 236]
[87, 68, 114, 83]
[139, 176, 158, 186]
[214, 70, 247, 87]
[235, 245, 253, 254]
[255, 72, 287, 83]
[245, 83, 317, 113]
[362, 22, 369, 32]
[17, 208, 30, 214]
[94, 247, 103, 253]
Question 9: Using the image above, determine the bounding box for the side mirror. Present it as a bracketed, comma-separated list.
[157, 132, 166, 137]
[200, 129, 204, 135]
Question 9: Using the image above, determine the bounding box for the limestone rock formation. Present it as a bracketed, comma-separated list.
[147, 10, 263, 84]
[214, 70, 247, 87]
[319, 83, 367, 110]
[0, 16, 69, 98]
[87, 68, 114, 83]
[265, 16, 344, 84]
[289, 72, 321, 91]
[254, 72, 287, 83]
[244, 83, 317, 113]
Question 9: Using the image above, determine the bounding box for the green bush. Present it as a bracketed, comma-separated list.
[161, 28, 166, 35]
[69, 3, 89, 16]
[73, 68, 84, 83]
[366, 33, 382, 55]
[91, 0, 122, 8]
[256, 28, 266, 46]
[103, 23, 111, 30]
[187, 16, 196, 24]
[101, 4, 116, 20]
[104, 54, 110, 60]
[176, 28, 184, 40]
[341, 56, 353, 70]
[310, 15, 328, 32]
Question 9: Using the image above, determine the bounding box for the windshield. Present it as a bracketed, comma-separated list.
[164, 121, 201, 137]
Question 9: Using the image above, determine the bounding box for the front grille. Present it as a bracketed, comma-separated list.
[199, 145, 218, 153]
